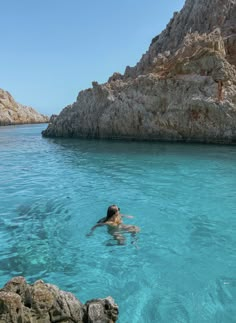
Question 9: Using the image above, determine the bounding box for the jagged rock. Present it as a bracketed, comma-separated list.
[84, 297, 119, 323]
[0, 88, 49, 126]
[127, 0, 236, 77]
[42, 0, 236, 144]
[108, 72, 123, 83]
[0, 276, 119, 323]
[49, 114, 58, 123]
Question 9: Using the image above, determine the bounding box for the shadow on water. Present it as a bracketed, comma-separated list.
[44, 136, 236, 158]
[188, 214, 234, 250]
[0, 200, 79, 281]
[203, 277, 236, 322]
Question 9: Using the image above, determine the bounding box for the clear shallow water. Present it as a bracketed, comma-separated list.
[0, 124, 236, 323]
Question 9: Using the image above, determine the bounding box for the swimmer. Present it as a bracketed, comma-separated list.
[96, 205, 134, 224]
[86, 205, 140, 245]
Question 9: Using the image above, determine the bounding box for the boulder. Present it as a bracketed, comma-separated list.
[0, 276, 118, 323]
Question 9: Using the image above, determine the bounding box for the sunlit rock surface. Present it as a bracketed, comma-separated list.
[0, 89, 49, 126]
[42, 0, 236, 144]
[0, 277, 119, 323]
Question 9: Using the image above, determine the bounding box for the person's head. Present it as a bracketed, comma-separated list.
[106, 205, 120, 221]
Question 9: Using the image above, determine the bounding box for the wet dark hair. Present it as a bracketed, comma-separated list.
[106, 205, 120, 220]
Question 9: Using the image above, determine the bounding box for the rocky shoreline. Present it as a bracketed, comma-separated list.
[0, 89, 49, 126]
[42, 0, 236, 144]
[0, 276, 118, 323]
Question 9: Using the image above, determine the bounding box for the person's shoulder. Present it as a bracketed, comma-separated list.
[97, 216, 106, 223]
[105, 221, 118, 227]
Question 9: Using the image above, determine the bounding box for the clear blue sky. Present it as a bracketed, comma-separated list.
[1, 1, 185, 116]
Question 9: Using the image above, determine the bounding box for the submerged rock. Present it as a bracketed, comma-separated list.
[42, 0, 236, 144]
[0, 276, 119, 323]
[0, 88, 49, 126]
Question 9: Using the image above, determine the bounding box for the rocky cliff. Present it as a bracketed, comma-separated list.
[42, 0, 236, 144]
[0, 276, 118, 323]
[0, 89, 49, 126]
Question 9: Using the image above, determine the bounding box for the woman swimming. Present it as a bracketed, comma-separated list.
[87, 205, 140, 244]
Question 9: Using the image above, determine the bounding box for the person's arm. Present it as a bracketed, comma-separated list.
[97, 216, 106, 223]
[86, 222, 106, 237]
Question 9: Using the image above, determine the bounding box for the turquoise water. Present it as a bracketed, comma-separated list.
[0, 124, 236, 322]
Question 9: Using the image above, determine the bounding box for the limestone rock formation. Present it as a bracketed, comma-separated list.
[0, 276, 119, 323]
[0, 88, 49, 126]
[42, 0, 236, 144]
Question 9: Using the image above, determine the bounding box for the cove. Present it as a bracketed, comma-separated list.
[0, 124, 236, 322]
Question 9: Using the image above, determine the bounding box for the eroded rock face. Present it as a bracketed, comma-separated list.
[42, 0, 236, 144]
[0, 276, 119, 323]
[0, 89, 49, 126]
[126, 0, 236, 77]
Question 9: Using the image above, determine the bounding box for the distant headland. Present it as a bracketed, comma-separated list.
[43, 0, 236, 144]
[0, 88, 49, 126]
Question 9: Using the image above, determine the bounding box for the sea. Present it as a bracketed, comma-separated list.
[0, 123, 236, 323]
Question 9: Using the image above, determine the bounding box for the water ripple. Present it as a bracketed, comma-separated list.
[0, 124, 236, 322]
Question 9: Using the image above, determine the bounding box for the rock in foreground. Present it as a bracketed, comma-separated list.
[0, 276, 118, 323]
[0, 88, 49, 126]
[42, 0, 236, 144]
